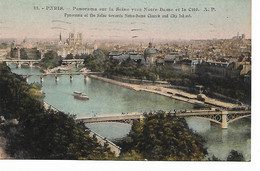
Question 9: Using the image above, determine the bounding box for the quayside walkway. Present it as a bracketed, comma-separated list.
[43, 102, 121, 157]
[76, 109, 251, 129]
[88, 75, 249, 110]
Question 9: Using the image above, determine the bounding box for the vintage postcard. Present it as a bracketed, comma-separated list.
[0, 0, 252, 167]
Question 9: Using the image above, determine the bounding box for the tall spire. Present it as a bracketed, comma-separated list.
[59, 32, 62, 42]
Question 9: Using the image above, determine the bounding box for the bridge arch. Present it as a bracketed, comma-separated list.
[227, 114, 251, 124]
[183, 116, 222, 125]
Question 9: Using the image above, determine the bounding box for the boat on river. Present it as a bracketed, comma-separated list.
[73, 91, 89, 100]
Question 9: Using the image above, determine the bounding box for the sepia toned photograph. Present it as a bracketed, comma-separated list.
[0, 0, 252, 165]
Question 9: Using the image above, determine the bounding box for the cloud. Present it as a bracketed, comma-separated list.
[51, 20, 71, 24]
[51, 27, 67, 30]
[131, 29, 142, 31]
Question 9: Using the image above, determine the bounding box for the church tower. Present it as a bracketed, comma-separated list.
[58, 32, 63, 47]
[59, 32, 62, 42]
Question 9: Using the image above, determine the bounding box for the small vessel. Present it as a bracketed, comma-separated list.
[73, 91, 89, 100]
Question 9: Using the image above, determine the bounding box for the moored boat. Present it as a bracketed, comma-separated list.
[73, 91, 89, 100]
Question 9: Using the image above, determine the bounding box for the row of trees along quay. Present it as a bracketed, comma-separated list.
[0, 63, 246, 160]
[80, 48, 250, 104]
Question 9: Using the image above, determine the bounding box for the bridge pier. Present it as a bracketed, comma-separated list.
[40, 76, 44, 83]
[55, 75, 59, 82]
[29, 61, 33, 67]
[221, 111, 228, 129]
[75, 63, 79, 68]
[84, 75, 88, 81]
[221, 129, 228, 143]
[17, 62, 21, 68]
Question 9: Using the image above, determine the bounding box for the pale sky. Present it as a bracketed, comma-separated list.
[0, 0, 251, 41]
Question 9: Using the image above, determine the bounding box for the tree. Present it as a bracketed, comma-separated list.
[84, 49, 108, 72]
[93, 49, 107, 64]
[119, 111, 208, 161]
[40, 51, 60, 69]
[207, 155, 221, 161]
[227, 150, 245, 161]
[75, 54, 88, 59]
[0, 63, 115, 159]
[65, 53, 74, 59]
[0, 64, 44, 120]
[119, 150, 143, 161]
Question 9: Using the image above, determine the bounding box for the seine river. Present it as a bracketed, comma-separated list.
[9, 64, 251, 161]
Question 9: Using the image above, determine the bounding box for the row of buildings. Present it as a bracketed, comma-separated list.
[108, 38, 251, 79]
[3, 32, 251, 79]
[57, 33, 94, 58]
[7, 32, 95, 60]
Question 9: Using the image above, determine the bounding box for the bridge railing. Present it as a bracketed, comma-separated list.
[43, 102, 60, 112]
[85, 128, 122, 150]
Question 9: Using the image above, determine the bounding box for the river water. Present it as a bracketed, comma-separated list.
[9, 64, 251, 161]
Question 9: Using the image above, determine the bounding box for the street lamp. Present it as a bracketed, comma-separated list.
[195, 85, 203, 94]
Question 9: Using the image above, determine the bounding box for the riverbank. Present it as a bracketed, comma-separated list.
[9, 62, 245, 109]
[12, 62, 244, 110]
[42, 64, 76, 74]
[89, 75, 243, 109]
[7, 63, 251, 161]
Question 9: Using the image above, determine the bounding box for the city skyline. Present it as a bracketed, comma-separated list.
[0, 0, 251, 41]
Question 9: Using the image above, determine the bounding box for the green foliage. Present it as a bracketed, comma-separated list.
[119, 111, 208, 161]
[156, 66, 251, 104]
[207, 155, 221, 161]
[20, 48, 41, 60]
[93, 49, 106, 63]
[84, 47, 250, 103]
[0, 63, 115, 159]
[2, 110, 115, 159]
[227, 150, 245, 161]
[40, 50, 61, 69]
[119, 150, 143, 161]
[84, 49, 108, 72]
[75, 54, 88, 59]
[105, 59, 158, 81]
[0, 64, 44, 120]
[83, 49, 158, 80]
[65, 53, 73, 59]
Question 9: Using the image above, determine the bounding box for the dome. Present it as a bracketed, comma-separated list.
[144, 48, 156, 55]
[144, 42, 156, 56]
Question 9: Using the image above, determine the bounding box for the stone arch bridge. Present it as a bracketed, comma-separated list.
[20, 72, 100, 82]
[2, 59, 41, 68]
[1, 59, 84, 68]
